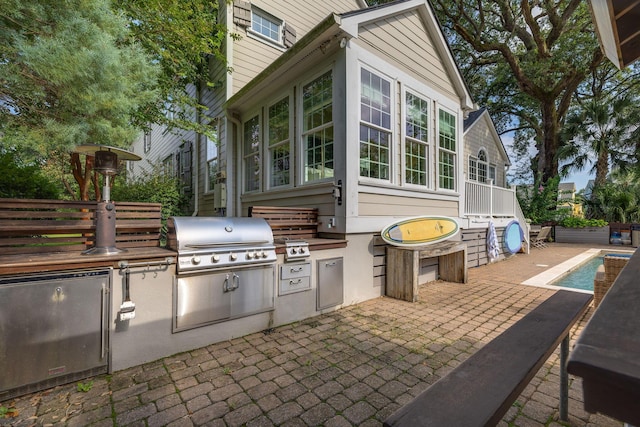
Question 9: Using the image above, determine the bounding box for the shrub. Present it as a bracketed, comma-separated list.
[111, 168, 190, 244]
[559, 217, 608, 228]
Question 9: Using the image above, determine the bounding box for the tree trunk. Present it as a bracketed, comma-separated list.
[70, 153, 95, 201]
[594, 148, 608, 187]
[540, 101, 560, 183]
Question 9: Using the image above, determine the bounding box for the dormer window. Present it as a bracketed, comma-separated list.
[251, 8, 282, 44]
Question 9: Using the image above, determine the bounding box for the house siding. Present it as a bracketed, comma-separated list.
[356, 11, 458, 100]
[464, 114, 508, 187]
[231, 0, 362, 95]
[357, 192, 458, 217]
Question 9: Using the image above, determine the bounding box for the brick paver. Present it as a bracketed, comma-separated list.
[0, 243, 624, 426]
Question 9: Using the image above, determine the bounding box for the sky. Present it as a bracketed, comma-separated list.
[502, 134, 594, 192]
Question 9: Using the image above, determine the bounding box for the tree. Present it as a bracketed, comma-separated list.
[559, 63, 640, 187]
[114, 0, 229, 136]
[0, 0, 159, 200]
[429, 0, 604, 184]
[0, 149, 59, 199]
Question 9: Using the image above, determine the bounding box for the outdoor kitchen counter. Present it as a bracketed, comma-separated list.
[0, 247, 177, 276]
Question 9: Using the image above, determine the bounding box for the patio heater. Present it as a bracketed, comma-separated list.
[74, 144, 141, 255]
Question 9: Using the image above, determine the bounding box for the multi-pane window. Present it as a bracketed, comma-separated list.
[251, 8, 281, 44]
[360, 68, 391, 180]
[243, 115, 261, 192]
[405, 92, 429, 186]
[438, 109, 456, 190]
[268, 97, 290, 187]
[302, 71, 333, 182]
[489, 164, 497, 184]
[206, 129, 218, 192]
[468, 149, 488, 183]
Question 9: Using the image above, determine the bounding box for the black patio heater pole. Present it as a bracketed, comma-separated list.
[74, 145, 141, 255]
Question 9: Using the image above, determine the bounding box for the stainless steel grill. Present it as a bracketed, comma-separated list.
[166, 216, 277, 331]
[167, 216, 277, 273]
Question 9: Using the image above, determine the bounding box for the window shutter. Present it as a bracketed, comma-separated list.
[233, 0, 251, 27]
[283, 23, 296, 48]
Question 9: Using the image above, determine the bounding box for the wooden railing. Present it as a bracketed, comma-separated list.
[0, 198, 162, 255]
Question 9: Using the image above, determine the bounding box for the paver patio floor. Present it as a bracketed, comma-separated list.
[1, 243, 627, 426]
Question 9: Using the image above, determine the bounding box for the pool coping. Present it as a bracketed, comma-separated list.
[520, 248, 635, 293]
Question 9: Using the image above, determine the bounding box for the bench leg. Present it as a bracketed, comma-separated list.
[560, 334, 569, 422]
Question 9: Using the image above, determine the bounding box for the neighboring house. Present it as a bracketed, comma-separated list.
[558, 182, 583, 217]
[130, 0, 525, 301]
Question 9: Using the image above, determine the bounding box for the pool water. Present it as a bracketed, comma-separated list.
[552, 256, 603, 291]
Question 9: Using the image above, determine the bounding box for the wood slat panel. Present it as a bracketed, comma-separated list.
[0, 198, 162, 254]
[249, 205, 319, 240]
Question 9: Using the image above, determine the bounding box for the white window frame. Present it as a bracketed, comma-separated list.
[358, 65, 393, 183]
[468, 148, 489, 184]
[437, 106, 457, 192]
[266, 93, 293, 189]
[248, 7, 284, 48]
[299, 69, 334, 184]
[402, 87, 432, 189]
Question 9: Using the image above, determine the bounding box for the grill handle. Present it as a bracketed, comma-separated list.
[185, 241, 271, 248]
[222, 273, 240, 292]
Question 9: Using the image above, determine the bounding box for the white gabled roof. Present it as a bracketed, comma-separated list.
[339, 0, 475, 112]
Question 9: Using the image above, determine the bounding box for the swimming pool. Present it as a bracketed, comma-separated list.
[521, 249, 634, 292]
[551, 256, 603, 291]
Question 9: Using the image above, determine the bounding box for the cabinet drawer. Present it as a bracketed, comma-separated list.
[280, 262, 311, 279]
[279, 276, 311, 295]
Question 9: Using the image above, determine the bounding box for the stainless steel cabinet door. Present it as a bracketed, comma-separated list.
[174, 271, 231, 331]
[0, 269, 109, 393]
[230, 265, 275, 318]
[317, 258, 344, 310]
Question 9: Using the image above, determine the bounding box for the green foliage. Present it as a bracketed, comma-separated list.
[559, 217, 607, 228]
[0, 405, 18, 418]
[430, 0, 604, 183]
[517, 177, 561, 224]
[114, 0, 227, 137]
[76, 381, 93, 393]
[585, 177, 640, 223]
[0, 0, 160, 156]
[559, 63, 640, 187]
[0, 149, 59, 199]
[111, 167, 190, 242]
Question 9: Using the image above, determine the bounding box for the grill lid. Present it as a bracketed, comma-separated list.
[167, 217, 274, 252]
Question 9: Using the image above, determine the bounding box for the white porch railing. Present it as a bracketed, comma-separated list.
[465, 181, 518, 217]
[464, 180, 530, 252]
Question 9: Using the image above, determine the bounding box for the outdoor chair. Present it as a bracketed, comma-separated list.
[531, 226, 551, 249]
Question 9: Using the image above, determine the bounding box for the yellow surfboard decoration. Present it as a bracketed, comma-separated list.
[381, 216, 459, 247]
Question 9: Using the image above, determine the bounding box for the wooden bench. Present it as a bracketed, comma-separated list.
[384, 290, 593, 427]
[248, 205, 318, 240]
[386, 241, 467, 302]
[0, 198, 162, 255]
